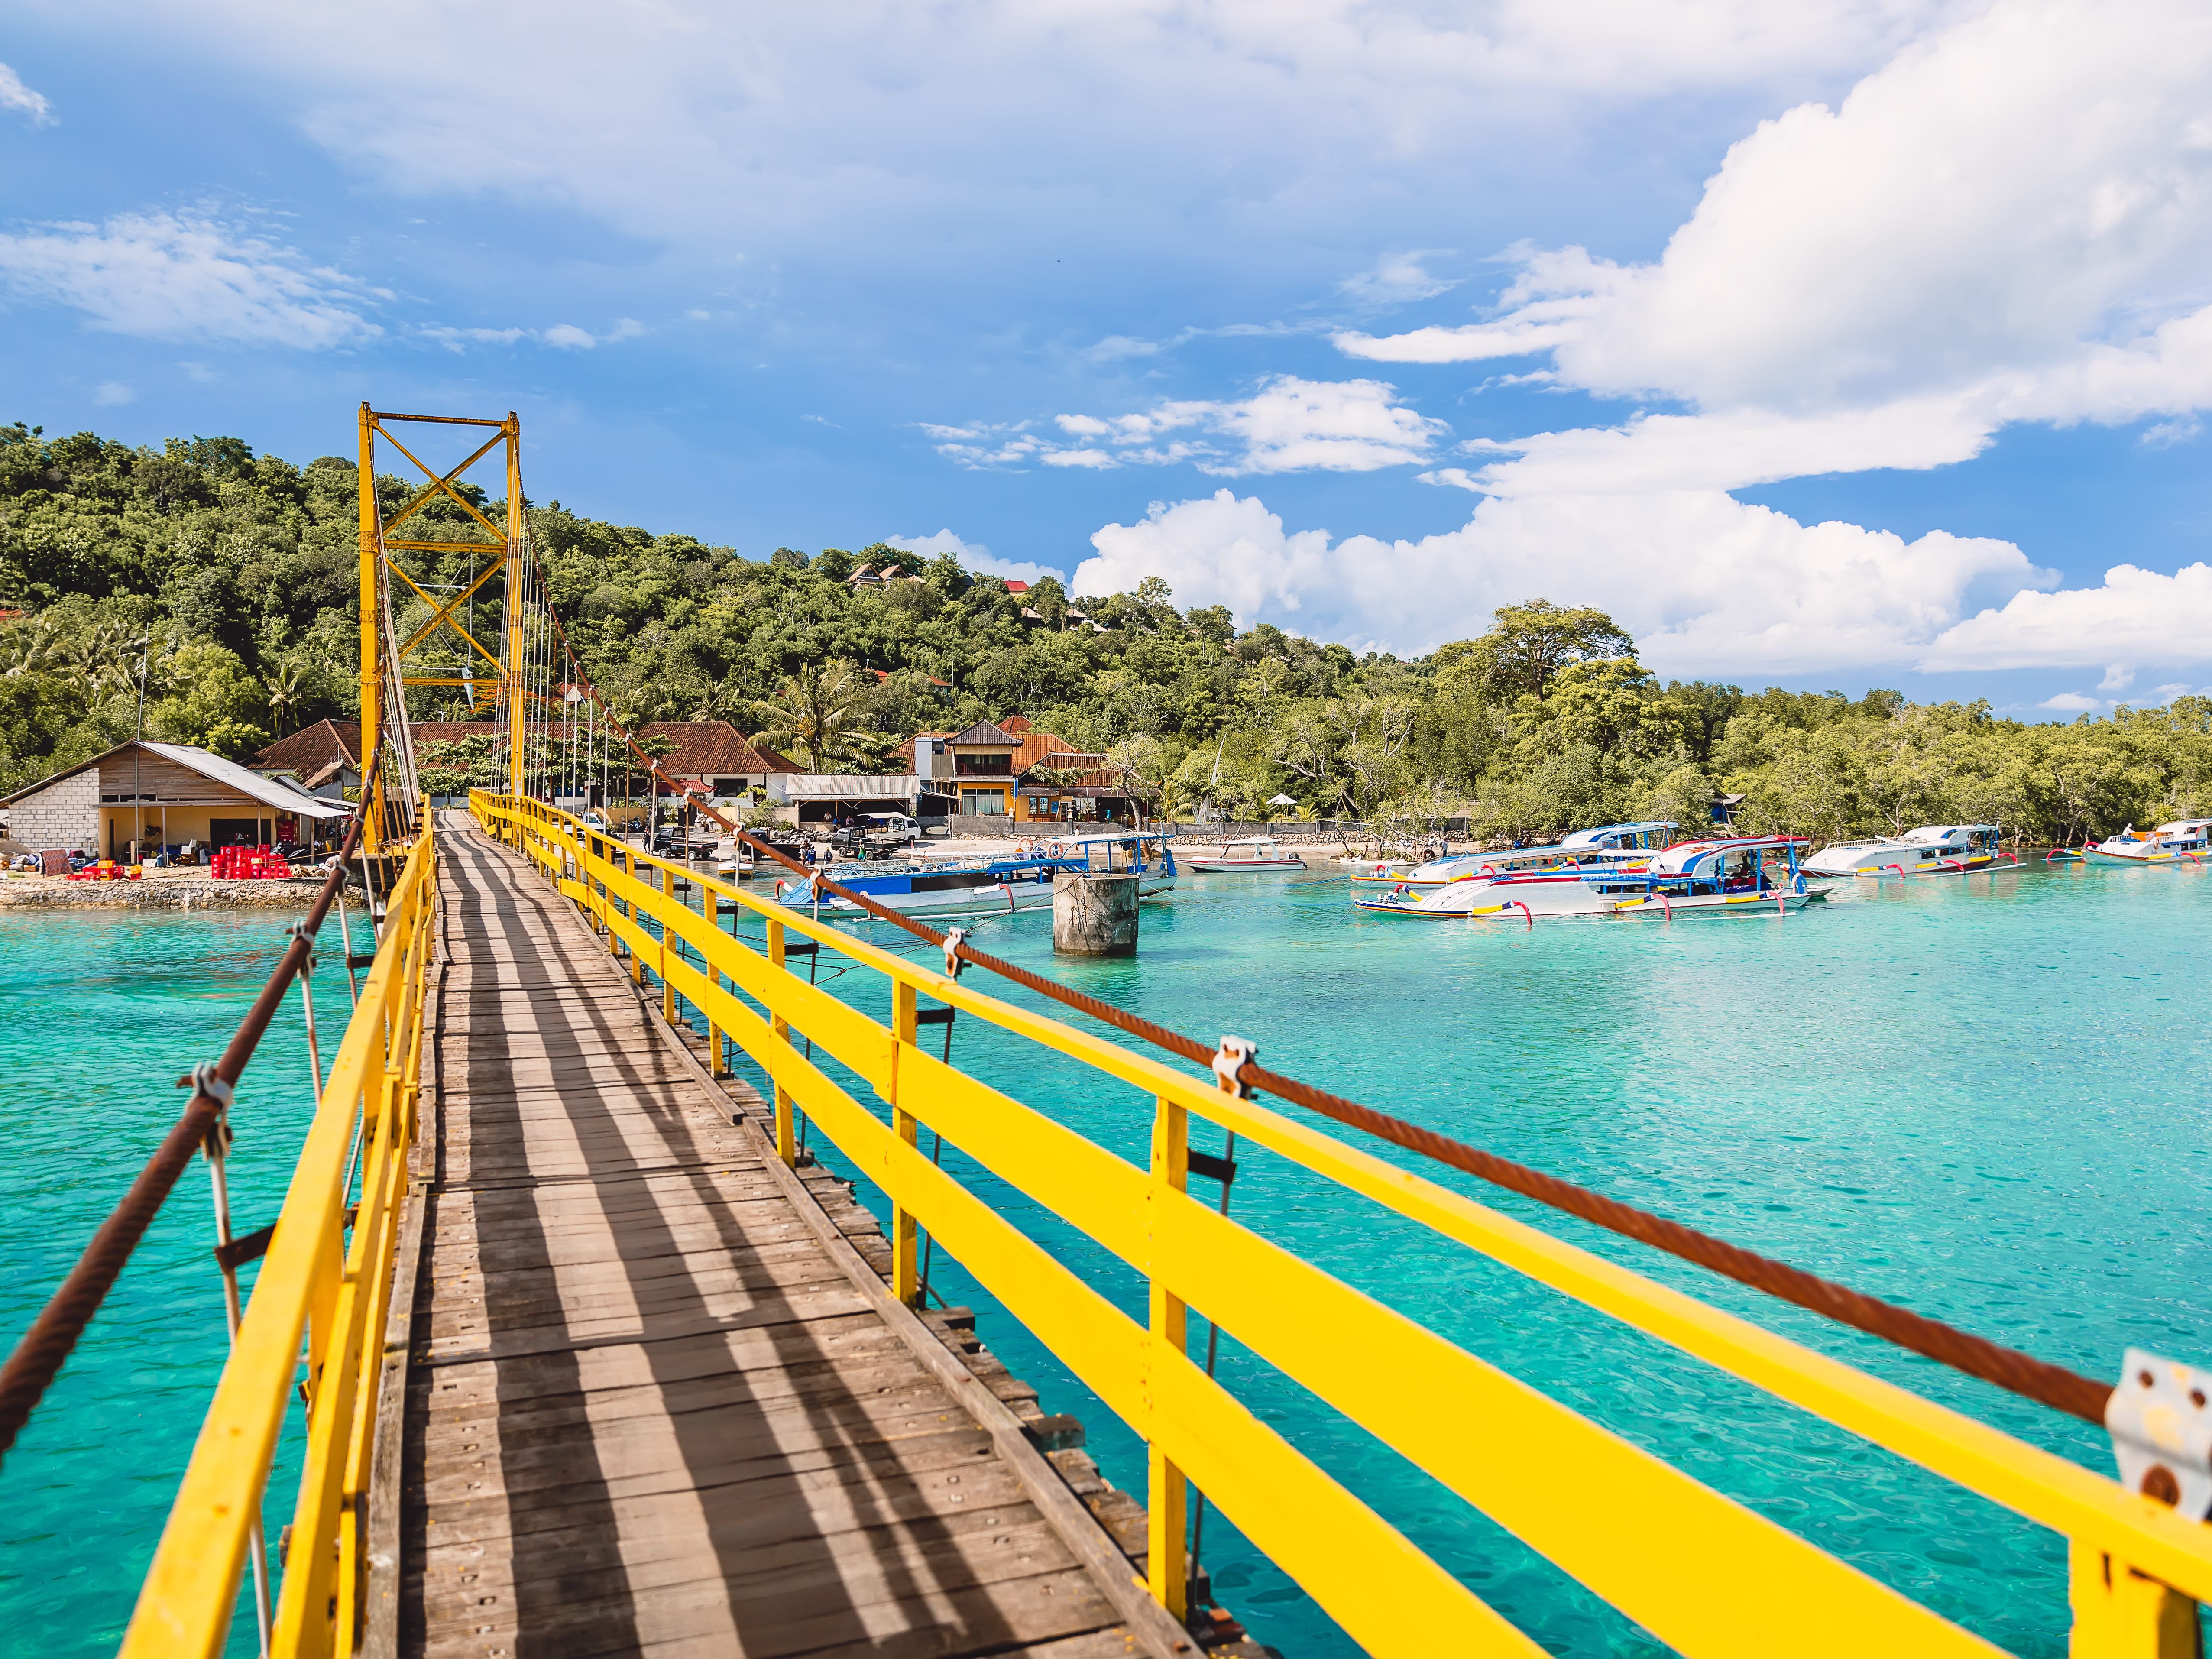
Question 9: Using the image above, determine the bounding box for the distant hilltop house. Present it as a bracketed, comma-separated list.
[1, 740, 349, 859]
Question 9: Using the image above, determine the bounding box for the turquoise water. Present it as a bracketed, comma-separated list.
[4, 867, 2208, 1656]
[747, 862, 2212, 1657]
[0, 908, 328, 1658]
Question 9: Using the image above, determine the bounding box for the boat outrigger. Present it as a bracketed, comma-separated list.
[1354, 835, 1821, 920]
[1801, 824, 2011, 878]
[2085, 819, 2212, 865]
[779, 830, 1177, 916]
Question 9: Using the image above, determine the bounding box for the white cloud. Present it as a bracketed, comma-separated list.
[2099, 665, 2136, 692]
[1920, 564, 2212, 671]
[2142, 417, 2201, 447]
[541, 322, 595, 349]
[1337, 250, 1461, 309]
[606, 316, 645, 341]
[0, 209, 379, 347]
[1041, 376, 1447, 474]
[0, 63, 53, 126]
[923, 421, 1046, 468]
[137, 3, 1945, 268]
[1081, 335, 1160, 363]
[1344, 3, 2212, 441]
[93, 381, 134, 406]
[887, 528, 1066, 586]
[2040, 693, 2102, 712]
[1312, 1, 2212, 675]
[418, 324, 527, 351]
[1072, 486, 2049, 671]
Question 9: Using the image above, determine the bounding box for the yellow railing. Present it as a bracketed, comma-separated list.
[122, 817, 438, 1659]
[473, 792, 2204, 1656]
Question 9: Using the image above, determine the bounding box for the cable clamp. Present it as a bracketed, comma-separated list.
[181, 1063, 235, 1157]
[1212, 1035, 1258, 1099]
[2105, 1348, 2212, 1518]
[285, 921, 320, 974]
[942, 926, 969, 980]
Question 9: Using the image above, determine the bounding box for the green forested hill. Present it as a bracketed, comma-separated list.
[3, 420, 2207, 842]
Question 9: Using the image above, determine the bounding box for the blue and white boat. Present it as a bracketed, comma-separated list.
[779, 830, 1177, 916]
[1346, 822, 1678, 894]
[1355, 835, 1821, 919]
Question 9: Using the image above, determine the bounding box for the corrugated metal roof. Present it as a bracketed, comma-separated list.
[138, 743, 353, 818]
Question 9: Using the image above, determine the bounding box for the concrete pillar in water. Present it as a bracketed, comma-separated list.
[1053, 871, 1140, 956]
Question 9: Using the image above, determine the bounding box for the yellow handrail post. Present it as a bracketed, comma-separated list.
[767, 918, 798, 1166]
[2069, 1540, 2202, 1658]
[659, 863, 677, 1025]
[1148, 1093, 1191, 1621]
[625, 848, 642, 983]
[891, 979, 920, 1305]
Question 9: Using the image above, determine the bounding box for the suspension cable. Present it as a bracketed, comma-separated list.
[0, 779, 376, 1462]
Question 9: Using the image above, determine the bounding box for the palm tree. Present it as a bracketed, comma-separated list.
[266, 656, 310, 736]
[749, 659, 885, 773]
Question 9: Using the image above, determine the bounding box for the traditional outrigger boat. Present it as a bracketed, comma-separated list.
[2086, 819, 2212, 866]
[1801, 824, 2011, 878]
[1354, 835, 1820, 920]
[1346, 821, 1676, 893]
[779, 830, 1177, 916]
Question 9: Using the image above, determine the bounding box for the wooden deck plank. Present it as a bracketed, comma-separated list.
[396, 820, 1177, 1659]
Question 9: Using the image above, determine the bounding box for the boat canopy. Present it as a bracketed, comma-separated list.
[1648, 835, 1807, 876]
[1559, 820, 1675, 849]
[1898, 824, 1999, 844]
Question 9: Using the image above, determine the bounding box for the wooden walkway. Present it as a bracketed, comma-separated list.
[385, 821, 1205, 1659]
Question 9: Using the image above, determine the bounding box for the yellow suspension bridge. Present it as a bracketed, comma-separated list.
[1, 409, 2208, 1659]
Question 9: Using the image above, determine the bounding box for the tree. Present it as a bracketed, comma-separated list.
[1465, 599, 1636, 702]
[266, 655, 311, 736]
[750, 659, 889, 773]
[1028, 575, 1069, 630]
[1105, 735, 1168, 826]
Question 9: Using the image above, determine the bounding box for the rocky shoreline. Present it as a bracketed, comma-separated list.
[0, 872, 327, 909]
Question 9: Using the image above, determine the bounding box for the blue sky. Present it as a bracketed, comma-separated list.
[4, 2, 2211, 715]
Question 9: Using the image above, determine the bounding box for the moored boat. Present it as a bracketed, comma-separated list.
[1802, 824, 2011, 878]
[1184, 835, 1307, 872]
[780, 830, 1177, 915]
[1347, 821, 1676, 893]
[1354, 835, 1820, 920]
[2085, 819, 2212, 866]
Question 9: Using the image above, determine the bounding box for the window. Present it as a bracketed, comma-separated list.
[964, 789, 1007, 816]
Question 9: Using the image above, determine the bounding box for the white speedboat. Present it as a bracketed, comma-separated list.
[1184, 836, 1307, 872]
[1355, 836, 1821, 920]
[2086, 820, 2212, 866]
[1802, 824, 2010, 878]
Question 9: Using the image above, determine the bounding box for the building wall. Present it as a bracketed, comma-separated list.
[13, 767, 99, 851]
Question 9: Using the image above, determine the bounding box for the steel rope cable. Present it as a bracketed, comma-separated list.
[0, 773, 377, 1461]
[515, 589, 2118, 1423]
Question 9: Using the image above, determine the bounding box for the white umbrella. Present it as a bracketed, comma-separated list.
[1267, 794, 1298, 806]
